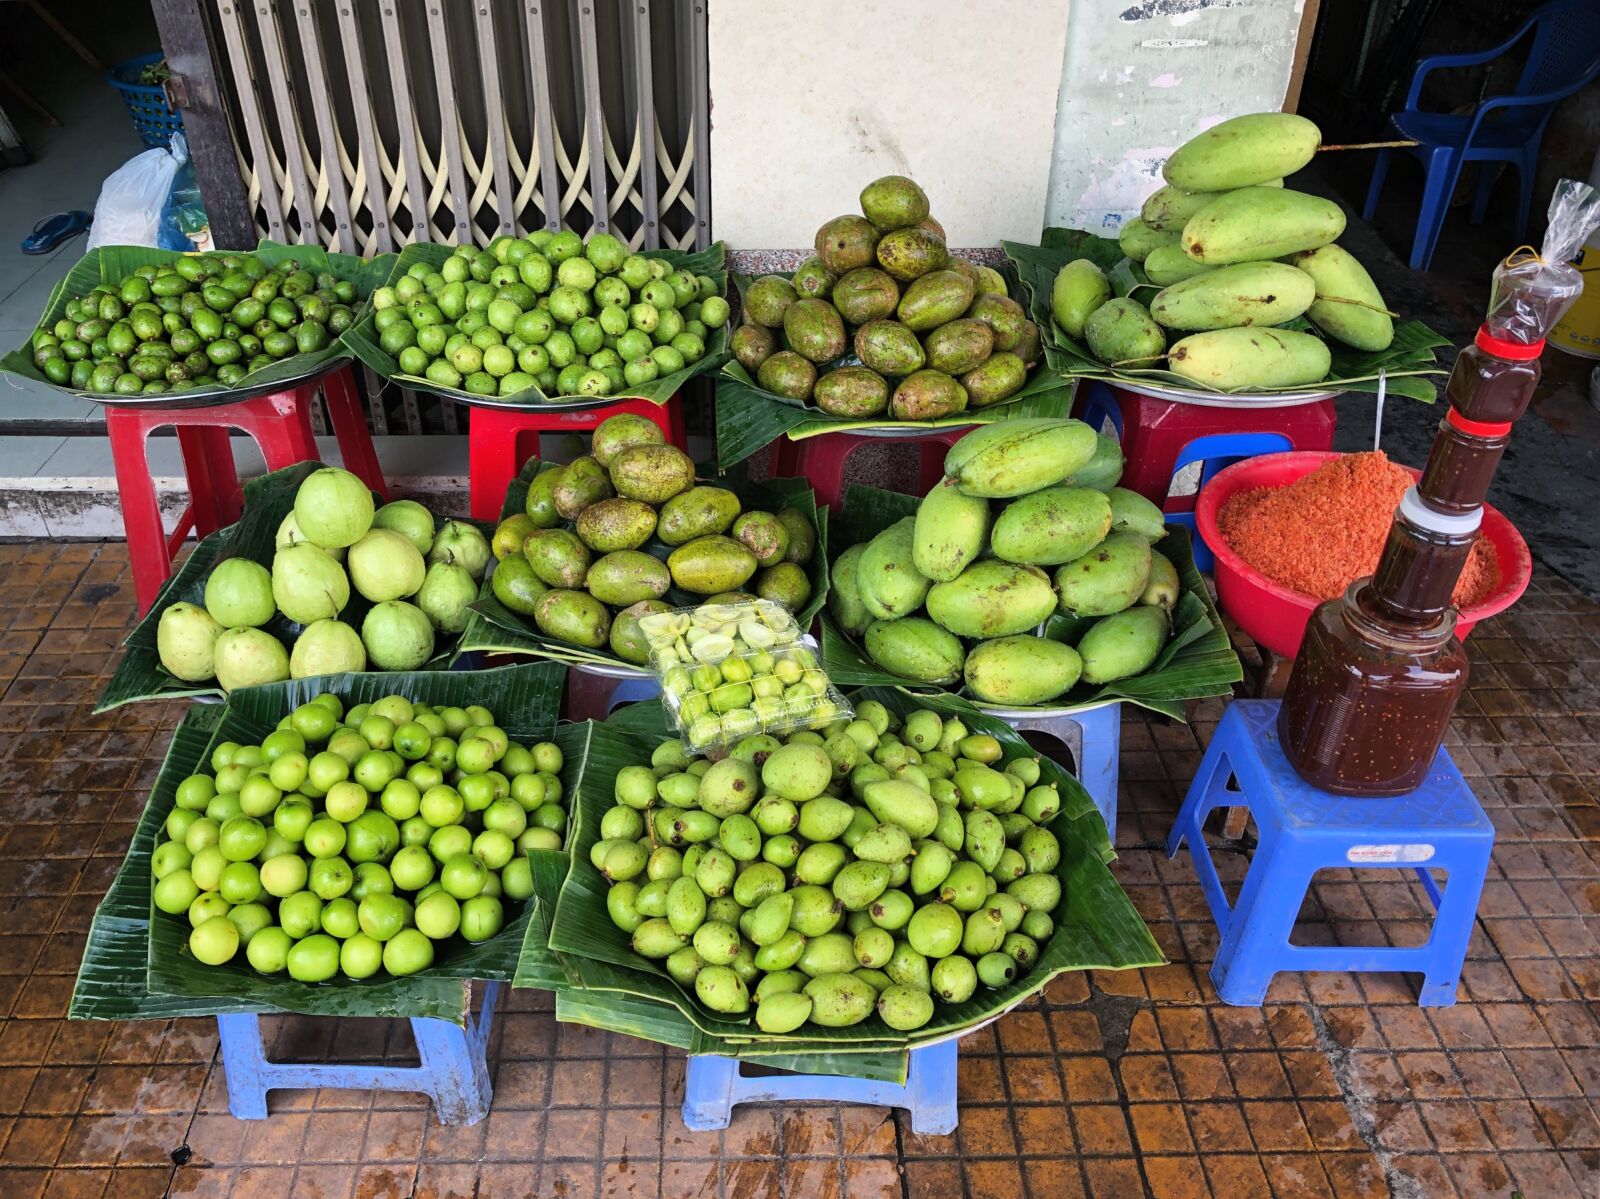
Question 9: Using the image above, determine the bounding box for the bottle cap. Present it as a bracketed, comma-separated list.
[1445, 408, 1513, 438]
[1474, 326, 1544, 360]
[1398, 486, 1483, 536]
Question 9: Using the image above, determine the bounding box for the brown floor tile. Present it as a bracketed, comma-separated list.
[1081, 1156, 1147, 1198]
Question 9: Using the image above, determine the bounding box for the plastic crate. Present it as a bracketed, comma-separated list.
[108, 52, 183, 149]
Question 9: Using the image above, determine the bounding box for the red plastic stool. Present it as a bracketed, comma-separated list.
[468, 396, 687, 521]
[769, 425, 974, 511]
[1075, 381, 1337, 507]
[108, 364, 388, 613]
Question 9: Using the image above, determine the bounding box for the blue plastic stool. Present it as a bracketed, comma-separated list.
[216, 981, 500, 1124]
[984, 701, 1120, 841]
[1167, 701, 1493, 1007]
[683, 1037, 958, 1134]
[1078, 382, 1125, 439]
[566, 662, 661, 722]
[1164, 432, 1292, 571]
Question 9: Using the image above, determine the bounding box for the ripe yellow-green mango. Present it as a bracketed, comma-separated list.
[1143, 244, 1217, 287]
[1054, 532, 1152, 617]
[990, 485, 1112, 566]
[1118, 218, 1178, 262]
[1140, 550, 1180, 611]
[946, 418, 1099, 499]
[1085, 298, 1166, 366]
[963, 636, 1084, 706]
[864, 617, 964, 685]
[1140, 180, 1283, 232]
[913, 476, 991, 582]
[1062, 432, 1124, 491]
[1163, 113, 1321, 192]
[828, 543, 871, 635]
[1290, 244, 1394, 351]
[1167, 327, 1331, 391]
[856, 517, 931, 620]
[1181, 188, 1345, 265]
[1078, 605, 1170, 684]
[1050, 259, 1111, 339]
[1150, 262, 1316, 331]
[925, 560, 1057, 639]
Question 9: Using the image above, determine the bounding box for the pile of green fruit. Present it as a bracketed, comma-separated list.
[641, 600, 848, 751]
[596, 701, 1064, 1032]
[151, 692, 564, 982]
[488, 413, 818, 662]
[734, 175, 1042, 420]
[831, 420, 1179, 706]
[1051, 112, 1394, 392]
[370, 232, 728, 400]
[31, 253, 359, 394]
[157, 466, 491, 690]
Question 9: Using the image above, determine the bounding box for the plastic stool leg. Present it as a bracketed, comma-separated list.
[108, 412, 179, 614]
[1210, 850, 1308, 1006]
[806, 439, 855, 511]
[412, 1009, 494, 1126]
[905, 1039, 958, 1135]
[1416, 844, 1492, 1007]
[682, 1056, 739, 1131]
[216, 1013, 271, 1119]
[469, 408, 526, 522]
[1072, 703, 1120, 838]
[322, 366, 388, 498]
[666, 395, 688, 450]
[173, 426, 233, 540]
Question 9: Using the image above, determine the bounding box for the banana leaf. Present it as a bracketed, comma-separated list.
[457, 455, 829, 668]
[541, 697, 1160, 1054]
[818, 484, 1242, 720]
[0, 240, 395, 407]
[97, 462, 490, 711]
[138, 662, 569, 1022]
[1002, 229, 1449, 402]
[342, 242, 729, 407]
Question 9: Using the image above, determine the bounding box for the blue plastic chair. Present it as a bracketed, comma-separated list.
[1166, 431, 1293, 572]
[1364, 0, 1600, 270]
[1167, 701, 1494, 1007]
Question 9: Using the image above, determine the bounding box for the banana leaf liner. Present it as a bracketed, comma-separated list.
[125, 662, 570, 1022]
[539, 694, 1161, 1054]
[457, 455, 829, 668]
[818, 483, 1242, 719]
[713, 270, 1075, 468]
[1002, 228, 1450, 402]
[0, 239, 395, 406]
[342, 243, 730, 408]
[97, 462, 492, 711]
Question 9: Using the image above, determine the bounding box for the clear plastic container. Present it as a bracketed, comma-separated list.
[640, 600, 852, 753]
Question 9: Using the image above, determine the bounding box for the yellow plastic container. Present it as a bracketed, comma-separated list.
[1552, 234, 1600, 360]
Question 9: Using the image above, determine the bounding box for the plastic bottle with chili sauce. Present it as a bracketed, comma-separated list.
[1444, 328, 1542, 425]
[1368, 491, 1482, 625]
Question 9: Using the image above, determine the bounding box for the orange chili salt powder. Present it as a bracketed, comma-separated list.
[1217, 451, 1499, 607]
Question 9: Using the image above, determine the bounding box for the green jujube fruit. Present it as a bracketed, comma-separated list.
[1078, 604, 1170, 683]
[830, 268, 901, 325]
[925, 560, 1057, 639]
[533, 589, 611, 647]
[1063, 432, 1124, 491]
[877, 984, 934, 1031]
[856, 518, 930, 620]
[1117, 218, 1178, 261]
[812, 366, 890, 418]
[945, 418, 1098, 498]
[695, 965, 749, 1014]
[1107, 487, 1168, 541]
[1085, 298, 1166, 366]
[923, 318, 994, 374]
[1143, 244, 1218, 286]
[963, 636, 1085, 706]
[863, 779, 940, 839]
[666, 535, 758, 594]
[782, 298, 848, 363]
[1181, 187, 1345, 265]
[575, 497, 657, 552]
[875, 226, 948, 281]
[1150, 261, 1316, 331]
[912, 476, 991, 582]
[959, 352, 1026, 408]
[1163, 112, 1320, 192]
[891, 370, 968, 419]
[854, 320, 925, 376]
[757, 351, 816, 400]
[897, 269, 974, 333]
[657, 486, 741, 545]
[828, 543, 872, 635]
[1050, 259, 1111, 339]
[989, 485, 1112, 565]
[1166, 327, 1331, 390]
[755, 992, 813, 1033]
[610, 444, 695, 504]
[802, 972, 876, 1027]
[1054, 532, 1152, 617]
[586, 551, 671, 605]
[864, 617, 964, 685]
[1290, 244, 1394, 351]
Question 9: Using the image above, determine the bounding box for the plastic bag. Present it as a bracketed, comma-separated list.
[1485, 178, 1600, 344]
[86, 133, 188, 251]
[158, 153, 208, 252]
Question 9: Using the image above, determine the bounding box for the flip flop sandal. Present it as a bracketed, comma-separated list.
[21, 210, 91, 255]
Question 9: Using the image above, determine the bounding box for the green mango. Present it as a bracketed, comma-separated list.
[830, 268, 901, 325]
[1062, 433, 1124, 491]
[1143, 244, 1217, 286]
[897, 269, 974, 333]
[864, 618, 964, 686]
[1117, 219, 1178, 261]
[959, 352, 1027, 408]
[1140, 179, 1283, 231]
[926, 560, 1057, 639]
[856, 517, 930, 620]
[945, 418, 1098, 498]
[1050, 258, 1111, 339]
[1108, 487, 1167, 541]
[1150, 261, 1316, 331]
[586, 550, 671, 606]
[966, 293, 1027, 351]
[990, 485, 1111, 566]
[813, 367, 890, 418]
[592, 412, 665, 468]
[610, 599, 671, 664]
[610, 444, 695, 504]
[1140, 550, 1180, 611]
[732, 324, 778, 372]
[863, 779, 940, 838]
[1054, 532, 1152, 617]
[1078, 604, 1170, 683]
[801, 972, 876, 1026]
[828, 543, 872, 635]
[756, 350, 817, 400]
[524, 528, 590, 589]
[923, 318, 994, 375]
[962, 636, 1084, 706]
[575, 497, 657, 552]
[657, 486, 741, 545]
[891, 369, 968, 419]
[1163, 112, 1320, 191]
[1291, 244, 1394, 351]
[525, 466, 564, 527]
[860, 175, 930, 231]
[791, 256, 836, 300]
[875, 226, 948, 281]
[1166, 327, 1331, 390]
[744, 275, 799, 327]
[666, 535, 757, 595]
[552, 456, 613, 520]
[912, 476, 991, 582]
[1085, 298, 1165, 367]
[490, 556, 549, 616]
[854, 320, 925, 376]
[814, 215, 879, 274]
[782, 297, 848, 363]
[1181, 187, 1345, 265]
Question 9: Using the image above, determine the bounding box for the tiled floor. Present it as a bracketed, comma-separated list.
[0, 541, 1596, 1198]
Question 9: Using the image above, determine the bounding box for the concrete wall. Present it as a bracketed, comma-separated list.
[707, 1, 1073, 249]
[1044, 0, 1309, 235]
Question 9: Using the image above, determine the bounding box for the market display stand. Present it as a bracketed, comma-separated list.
[768, 425, 971, 512]
[108, 363, 387, 612]
[1168, 700, 1493, 1007]
[978, 700, 1121, 838]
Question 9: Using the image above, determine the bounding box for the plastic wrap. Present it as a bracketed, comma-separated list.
[1485, 179, 1600, 343]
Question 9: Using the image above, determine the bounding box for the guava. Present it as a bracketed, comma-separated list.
[416, 561, 478, 633]
[292, 466, 374, 549]
[371, 499, 436, 556]
[361, 600, 436, 670]
[157, 602, 224, 682]
[347, 528, 427, 603]
[203, 558, 276, 628]
[276, 512, 345, 562]
[289, 619, 367, 679]
[213, 628, 290, 691]
[272, 544, 351, 624]
[428, 520, 492, 580]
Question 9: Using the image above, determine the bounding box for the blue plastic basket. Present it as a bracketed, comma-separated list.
[108, 52, 184, 149]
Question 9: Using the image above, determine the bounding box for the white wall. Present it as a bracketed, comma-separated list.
[1045, 0, 1308, 235]
[708, 1, 1073, 249]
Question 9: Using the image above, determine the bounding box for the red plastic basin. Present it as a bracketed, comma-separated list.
[1196, 450, 1533, 659]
